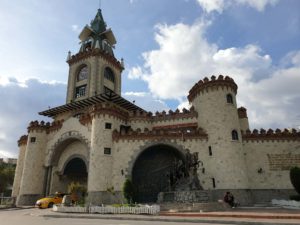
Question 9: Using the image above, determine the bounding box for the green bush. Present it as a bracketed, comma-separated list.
[289, 195, 300, 201]
[122, 179, 136, 204]
[290, 167, 300, 195]
[67, 182, 87, 204]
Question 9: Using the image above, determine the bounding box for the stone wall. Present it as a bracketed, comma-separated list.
[243, 140, 300, 189]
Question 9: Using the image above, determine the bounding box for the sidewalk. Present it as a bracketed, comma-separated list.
[35, 207, 300, 225]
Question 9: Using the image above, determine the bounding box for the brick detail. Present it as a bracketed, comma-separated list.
[268, 154, 300, 171]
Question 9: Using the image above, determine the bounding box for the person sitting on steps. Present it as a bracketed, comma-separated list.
[224, 191, 236, 208]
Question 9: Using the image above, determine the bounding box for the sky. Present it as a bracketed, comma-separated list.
[0, 0, 300, 158]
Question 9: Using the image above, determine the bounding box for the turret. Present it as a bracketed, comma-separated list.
[12, 135, 28, 199]
[17, 121, 48, 205]
[188, 75, 249, 190]
[238, 107, 250, 133]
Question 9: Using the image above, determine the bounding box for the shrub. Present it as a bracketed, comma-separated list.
[122, 179, 136, 204]
[290, 167, 300, 195]
[67, 182, 87, 204]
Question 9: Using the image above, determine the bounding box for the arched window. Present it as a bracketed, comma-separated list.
[232, 130, 239, 140]
[77, 65, 88, 81]
[226, 94, 233, 104]
[104, 67, 115, 83]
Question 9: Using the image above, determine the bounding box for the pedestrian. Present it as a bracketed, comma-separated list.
[224, 191, 235, 208]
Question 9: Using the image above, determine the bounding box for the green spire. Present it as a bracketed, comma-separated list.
[91, 9, 107, 34]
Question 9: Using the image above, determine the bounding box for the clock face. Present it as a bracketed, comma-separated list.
[78, 66, 88, 81]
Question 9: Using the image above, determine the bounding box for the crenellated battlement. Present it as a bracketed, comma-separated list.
[242, 128, 300, 142]
[238, 107, 248, 118]
[112, 123, 207, 142]
[188, 75, 238, 102]
[27, 120, 64, 134]
[129, 106, 198, 122]
[17, 135, 28, 147]
[67, 48, 123, 71]
[91, 103, 129, 121]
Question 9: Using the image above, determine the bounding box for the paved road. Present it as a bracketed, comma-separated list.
[0, 208, 233, 225]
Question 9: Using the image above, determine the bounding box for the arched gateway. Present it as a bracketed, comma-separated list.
[132, 144, 187, 203]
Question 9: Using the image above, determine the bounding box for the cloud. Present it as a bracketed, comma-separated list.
[71, 24, 81, 33]
[196, 0, 279, 13]
[128, 19, 300, 129]
[0, 77, 66, 158]
[128, 66, 144, 79]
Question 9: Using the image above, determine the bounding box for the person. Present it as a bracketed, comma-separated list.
[224, 191, 235, 208]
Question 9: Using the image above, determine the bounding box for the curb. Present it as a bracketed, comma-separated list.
[160, 212, 300, 220]
[41, 213, 300, 225]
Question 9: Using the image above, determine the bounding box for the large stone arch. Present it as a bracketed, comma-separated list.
[45, 131, 90, 195]
[126, 141, 189, 177]
[127, 141, 190, 203]
[46, 131, 90, 167]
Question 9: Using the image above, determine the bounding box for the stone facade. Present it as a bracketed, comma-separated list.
[13, 9, 300, 206]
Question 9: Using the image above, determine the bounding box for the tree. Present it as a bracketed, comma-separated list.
[0, 163, 15, 195]
[122, 179, 136, 204]
[290, 167, 300, 195]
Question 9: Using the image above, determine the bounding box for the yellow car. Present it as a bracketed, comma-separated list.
[35, 193, 65, 209]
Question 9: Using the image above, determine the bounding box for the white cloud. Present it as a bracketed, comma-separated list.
[0, 77, 66, 158]
[123, 91, 147, 97]
[196, 0, 279, 13]
[129, 19, 300, 129]
[128, 66, 144, 79]
[196, 0, 225, 13]
[71, 24, 81, 33]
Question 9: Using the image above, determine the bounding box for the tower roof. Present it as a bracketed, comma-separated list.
[78, 9, 116, 52]
[91, 9, 107, 34]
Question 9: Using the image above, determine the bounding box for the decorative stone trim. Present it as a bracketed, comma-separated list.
[67, 48, 123, 72]
[112, 127, 208, 142]
[129, 106, 198, 122]
[238, 107, 248, 118]
[27, 120, 64, 134]
[242, 128, 300, 142]
[17, 135, 28, 147]
[79, 113, 92, 126]
[188, 75, 238, 102]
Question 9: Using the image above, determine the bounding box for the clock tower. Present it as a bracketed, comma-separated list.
[65, 9, 124, 103]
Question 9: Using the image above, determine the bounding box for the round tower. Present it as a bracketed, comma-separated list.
[17, 121, 48, 205]
[12, 135, 28, 198]
[188, 75, 249, 192]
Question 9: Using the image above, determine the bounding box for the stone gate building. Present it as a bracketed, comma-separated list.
[12, 9, 300, 206]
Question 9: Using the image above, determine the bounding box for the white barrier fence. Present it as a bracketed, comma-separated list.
[272, 199, 300, 209]
[53, 204, 160, 215]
